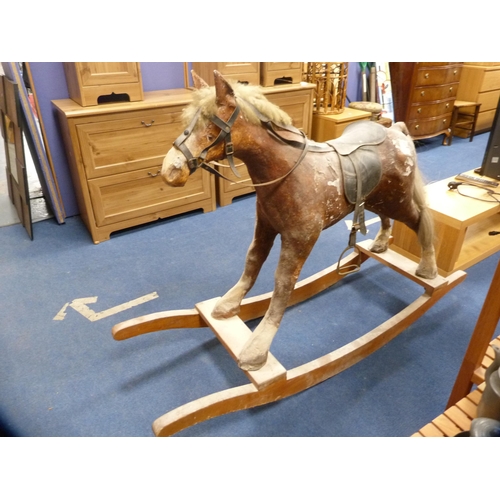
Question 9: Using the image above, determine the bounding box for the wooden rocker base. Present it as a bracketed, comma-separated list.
[112, 239, 466, 436]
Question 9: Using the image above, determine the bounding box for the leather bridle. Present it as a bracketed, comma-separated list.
[171, 98, 311, 187]
[173, 105, 241, 178]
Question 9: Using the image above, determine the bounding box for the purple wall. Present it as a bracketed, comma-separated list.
[29, 62, 362, 218]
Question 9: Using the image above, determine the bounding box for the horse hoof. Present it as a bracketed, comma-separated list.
[369, 241, 388, 254]
[238, 353, 268, 371]
[211, 301, 239, 320]
[415, 267, 438, 280]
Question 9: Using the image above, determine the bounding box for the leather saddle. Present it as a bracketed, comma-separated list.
[327, 121, 387, 209]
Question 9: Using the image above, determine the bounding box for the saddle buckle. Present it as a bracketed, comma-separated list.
[349, 225, 359, 247]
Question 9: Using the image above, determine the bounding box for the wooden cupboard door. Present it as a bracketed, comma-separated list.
[77, 63, 142, 86]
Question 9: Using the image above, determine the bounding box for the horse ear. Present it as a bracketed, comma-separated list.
[191, 70, 209, 90]
[214, 70, 236, 108]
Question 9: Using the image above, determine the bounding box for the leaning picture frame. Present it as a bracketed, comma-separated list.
[1, 62, 65, 225]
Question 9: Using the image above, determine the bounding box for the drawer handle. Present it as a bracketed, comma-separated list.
[417, 108, 422, 113]
[148, 169, 161, 177]
[424, 73, 429, 79]
[420, 91, 425, 96]
[415, 124, 419, 130]
[141, 120, 155, 127]
[449, 87, 453, 93]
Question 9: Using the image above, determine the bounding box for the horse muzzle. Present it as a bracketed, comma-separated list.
[161, 147, 191, 187]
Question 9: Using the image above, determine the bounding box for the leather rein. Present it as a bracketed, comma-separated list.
[172, 98, 311, 188]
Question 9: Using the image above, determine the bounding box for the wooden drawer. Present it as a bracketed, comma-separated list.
[478, 89, 500, 112]
[77, 107, 184, 179]
[482, 69, 500, 92]
[412, 84, 459, 102]
[477, 109, 498, 131]
[408, 99, 454, 120]
[408, 115, 452, 137]
[88, 166, 212, 226]
[415, 66, 461, 87]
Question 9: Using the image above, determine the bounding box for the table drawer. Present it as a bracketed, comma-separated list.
[415, 66, 461, 87]
[412, 84, 459, 102]
[88, 166, 212, 226]
[77, 107, 185, 179]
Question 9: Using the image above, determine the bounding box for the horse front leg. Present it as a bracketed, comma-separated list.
[212, 218, 277, 320]
[238, 235, 318, 371]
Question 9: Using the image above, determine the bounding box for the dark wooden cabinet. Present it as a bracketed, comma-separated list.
[389, 62, 463, 144]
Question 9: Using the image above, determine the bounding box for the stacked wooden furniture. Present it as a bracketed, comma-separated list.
[456, 63, 500, 135]
[413, 256, 500, 437]
[389, 62, 462, 145]
[214, 82, 316, 206]
[53, 89, 217, 244]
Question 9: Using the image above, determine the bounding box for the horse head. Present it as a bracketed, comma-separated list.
[161, 70, 240, 187]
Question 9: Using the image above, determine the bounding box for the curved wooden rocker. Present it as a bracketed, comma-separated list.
[112, 240, 466, 436]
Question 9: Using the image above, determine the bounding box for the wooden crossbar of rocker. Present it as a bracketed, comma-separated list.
[112, 239, 466, 436]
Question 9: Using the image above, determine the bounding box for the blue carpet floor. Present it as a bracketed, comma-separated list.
[1, 132, 499, 438]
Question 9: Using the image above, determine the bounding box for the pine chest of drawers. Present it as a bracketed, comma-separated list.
[53, 90, 216, 243]
[390, 62, 463, 144]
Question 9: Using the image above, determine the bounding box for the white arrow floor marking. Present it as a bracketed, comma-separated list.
[53, 292, 159, 321]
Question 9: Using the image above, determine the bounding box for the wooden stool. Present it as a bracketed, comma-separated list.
[449, 100, 481, 145]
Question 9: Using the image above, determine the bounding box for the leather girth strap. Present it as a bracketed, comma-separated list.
[328, 121, 387, 275]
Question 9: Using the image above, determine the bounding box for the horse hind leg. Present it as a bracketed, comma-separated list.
[370, 215, 392, 253]
[414, 203, 438, 279]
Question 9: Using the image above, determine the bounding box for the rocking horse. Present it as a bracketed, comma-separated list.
[112, 71, 466, 436]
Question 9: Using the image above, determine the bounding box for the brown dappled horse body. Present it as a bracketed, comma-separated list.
[162, 70, 437, 371]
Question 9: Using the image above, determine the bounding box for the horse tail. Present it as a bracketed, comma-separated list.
[412, 158, 434, 250]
